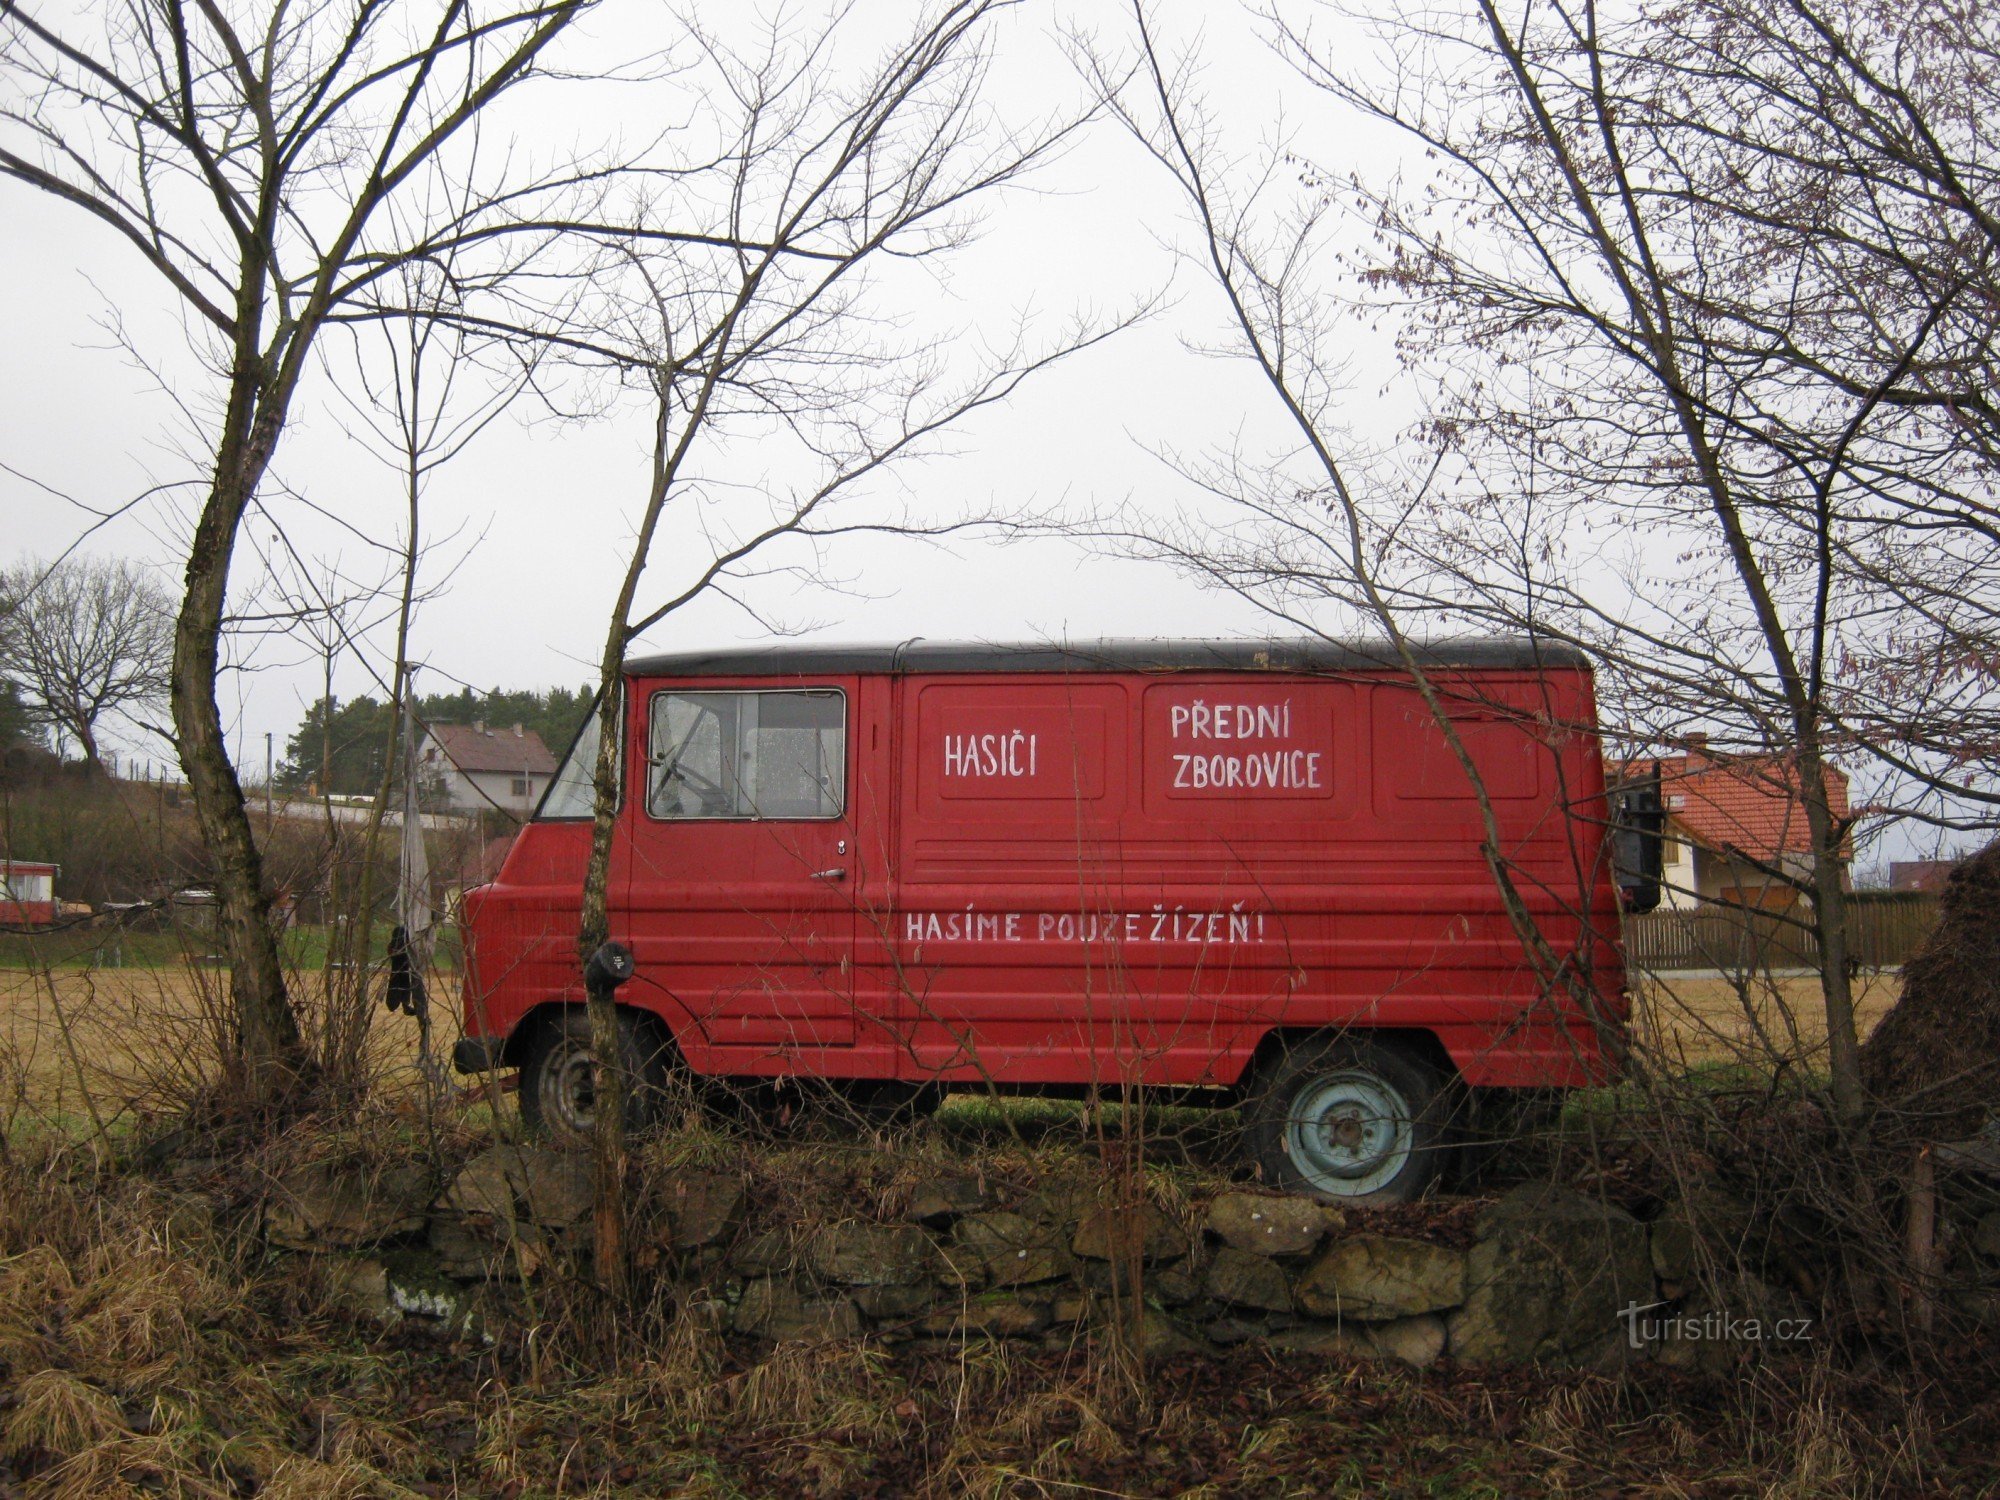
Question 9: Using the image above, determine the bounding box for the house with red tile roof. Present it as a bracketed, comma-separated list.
[1619, 736, 1851, 910]
[421, 721, 557, 820]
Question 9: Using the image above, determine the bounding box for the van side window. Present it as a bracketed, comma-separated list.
[649, 690, 845, 820]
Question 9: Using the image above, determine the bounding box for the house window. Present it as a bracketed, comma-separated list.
[648, 690, 845, 820]
[511, 778, 532, 798]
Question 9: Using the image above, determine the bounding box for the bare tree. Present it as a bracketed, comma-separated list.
[1089, 0, 2000, 1131]
[0, 554, 172, 774]
[536, 1, 1130, 1298]
[0, 0, 596, 1109]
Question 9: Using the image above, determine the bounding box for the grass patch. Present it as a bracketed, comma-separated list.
[0, 922, 461, 973]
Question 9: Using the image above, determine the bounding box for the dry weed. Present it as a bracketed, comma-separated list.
[257, 1453, 403, 1500]
[1759, 1395, 1864, 1499]
[725, 1340, 906, 1445]
[22, 1432, 223, 1500]
[2, 1366, 127, 1461]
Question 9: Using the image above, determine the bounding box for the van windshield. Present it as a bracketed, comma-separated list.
[535, 698, 611, 820]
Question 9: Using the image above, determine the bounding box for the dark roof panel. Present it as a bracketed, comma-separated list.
[623, 636, 1588, 678]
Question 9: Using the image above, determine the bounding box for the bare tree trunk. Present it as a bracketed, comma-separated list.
[1906, 1145, 1937, 1333]
[1798, 745, 1863, 1121]
[174, 447, 308, 1111]
[580, 681, 629, 1302]
[73, 719, 104, 777]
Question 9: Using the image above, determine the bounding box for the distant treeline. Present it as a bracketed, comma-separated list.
[280, 685, 594, 796]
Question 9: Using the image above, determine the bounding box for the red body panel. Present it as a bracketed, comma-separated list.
[461, 659, 1628, 1092]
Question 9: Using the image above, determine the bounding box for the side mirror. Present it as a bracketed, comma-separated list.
[1609, 767, 1664, 914]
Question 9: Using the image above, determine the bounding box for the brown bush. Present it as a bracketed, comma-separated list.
[1860, 838, 2000, 1141]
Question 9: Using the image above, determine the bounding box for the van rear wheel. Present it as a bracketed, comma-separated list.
[1242, 1036, 1448, 1205]
[518, 1009, 671, 1146]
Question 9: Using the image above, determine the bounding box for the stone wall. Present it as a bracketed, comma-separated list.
[265, 1146, 1803, 1373]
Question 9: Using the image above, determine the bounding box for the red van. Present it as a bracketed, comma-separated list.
[457, 639, 1630, 1202]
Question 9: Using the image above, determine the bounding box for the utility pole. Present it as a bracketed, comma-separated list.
[265, 732, 274, 819]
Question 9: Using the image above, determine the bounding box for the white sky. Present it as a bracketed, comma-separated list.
[6, 1, 1422, 777]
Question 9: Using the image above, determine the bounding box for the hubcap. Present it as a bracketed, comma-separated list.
[542, 1043, 598, 1139]
[1284, 1068, 1413, 1197]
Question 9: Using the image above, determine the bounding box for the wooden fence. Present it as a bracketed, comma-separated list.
[1623, 891, 1939, 973]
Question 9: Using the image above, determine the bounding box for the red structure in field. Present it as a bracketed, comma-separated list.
[457, 640, 1635, 1202]
[0, 860, 59, 926]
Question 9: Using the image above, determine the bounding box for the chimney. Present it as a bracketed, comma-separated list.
[1685, 732, 1708, 755]
[473, 719, 485, 735]
[514, 722, 524, 737]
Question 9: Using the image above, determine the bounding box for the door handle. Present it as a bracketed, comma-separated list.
[809, 867, 847, 882]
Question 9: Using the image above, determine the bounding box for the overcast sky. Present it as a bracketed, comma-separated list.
[0, 2, 1418, 777]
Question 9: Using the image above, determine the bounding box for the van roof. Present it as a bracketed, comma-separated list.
[623, 636, 1587, 678]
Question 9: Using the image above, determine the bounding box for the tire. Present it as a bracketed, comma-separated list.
[1241, 1034, 1449, 1205]
[517, 1008, 672, 1146]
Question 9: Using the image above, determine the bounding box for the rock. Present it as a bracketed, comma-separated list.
[906, 1176, 989, 1225]
[1151, 1263, 1200, 1307]
[512, 1149, 593, 1226]
[1649, 1184, 1756, 1283]
[732, 1229, 797, 1277]
[1050, 1292, 1088, 1325]
[443, 1148, 516, 1219]
[442, 1146, 592, 1227]
[920, 1291, 1052, 1339]
[426, 1212, 548, 1281]
[1019, 1181, 1096, 1226]
[1364, 1314, 1448, 1369]
[1072, 1203, 1187, 1263]
[1204, 1246, 1294, 1314]
[1262, 1324, 1373, 1358]
[323, 1256, 395, 1321]
[808, 1222, 942, 1285]
[1650, 1214, 1699, 1284]
[1203, 1314, 1274, 1346]
[266, 1162, 432, 1249]
[733, 1278, 862, 1342]
[1650, 1277, 1813, 1375]
[954, 1211, 1070, 1287]
[1205, 1193, 1340, 1256]
[379, 1248, 488, 1340]
[1296, 1235, 1465, 1321]
[658, 1171, 746, 1250]
[852, 1283, 936, 1322]
[733, 1276, 802, 1337]
[1974, 1211, 2000, 1260]
[1447, 1183, 1652, 1366]
[1133, 1307, 1209, 1358]
[1081, 1258, 1192, 1301]
[429, 1213, 503, 1280]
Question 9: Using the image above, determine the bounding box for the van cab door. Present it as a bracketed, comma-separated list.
[623, 680, 863, 1064]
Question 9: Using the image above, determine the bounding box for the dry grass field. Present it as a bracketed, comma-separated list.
[0, 962, 436, 1131]
[1632, 968, 1902, 1071]
[2, 956, 1906, 1128]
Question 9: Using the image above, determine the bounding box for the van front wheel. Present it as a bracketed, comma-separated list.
[1242, 1036, 1447, 1205]
[518, 1009, 670, 1146]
